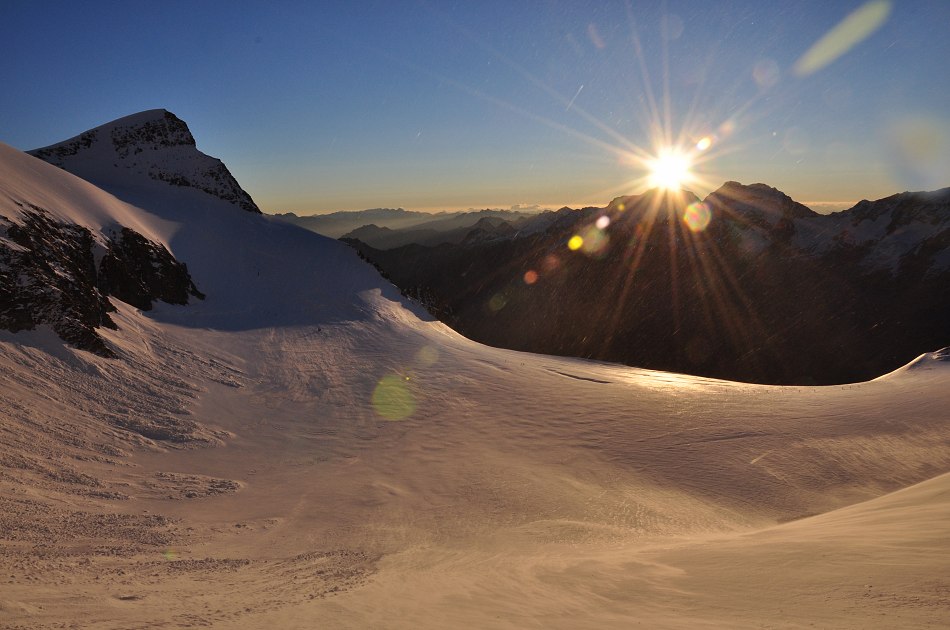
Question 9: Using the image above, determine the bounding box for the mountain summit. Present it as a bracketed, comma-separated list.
[29, 109, 261, 214]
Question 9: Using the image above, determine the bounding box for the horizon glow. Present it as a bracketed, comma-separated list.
[0, 1, 947, 214]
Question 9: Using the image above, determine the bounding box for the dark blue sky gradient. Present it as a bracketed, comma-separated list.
[1, 1, 947, 212]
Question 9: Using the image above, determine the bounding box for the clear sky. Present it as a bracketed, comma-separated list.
[1, 1, 948, 214]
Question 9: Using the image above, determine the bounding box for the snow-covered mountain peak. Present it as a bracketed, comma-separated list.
[705, 181, 817, 226]
[819, 187, 950, 272]
[843, 188, 950, 225]
[100, 108, 196, 148]
[29, 109, 261, 214]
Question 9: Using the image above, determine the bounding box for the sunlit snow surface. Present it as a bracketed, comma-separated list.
[1, 141, 949, 628]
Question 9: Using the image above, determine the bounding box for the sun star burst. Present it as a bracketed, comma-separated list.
[647, 150, 692, 191]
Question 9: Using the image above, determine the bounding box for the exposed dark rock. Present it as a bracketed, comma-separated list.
[1, 204, 117, 356]
[28, 129, 99, 161]
[0, 204, 203, 356]
[99, 227, 204, 310]
[108, 110, 196, 153]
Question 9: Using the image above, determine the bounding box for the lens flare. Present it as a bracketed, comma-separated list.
[794, 0, 891, 76]
[414, 345, 439, 367]
[489, 293, 508, 311]
[523, 270, 539, 284]
[596, 215, 610, 229]
[580, 225, 609, 257]
[752, 58, 780, 88]
[683, 201, 712, 232]
[696, 136, 713, 151]
[629, 223, 645, 248]
[886, 117, 950, 189]
[568, 235, 584, 250]
[371, 374, 415, 421]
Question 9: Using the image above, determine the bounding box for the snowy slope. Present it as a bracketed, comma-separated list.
[0, 141, 205, 354]
[0, 140, 169, 243]
[1, 113, 949, 629]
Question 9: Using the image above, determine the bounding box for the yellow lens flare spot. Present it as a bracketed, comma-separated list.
[163, 549, 178, 561]
[371, 374, 416, 421]
[568, 235, 584, 250]
[886, 117, 950, 189]
[647, 150, 692, 191]
[696, 136, 713, 151]
[683, 201, 712, 232]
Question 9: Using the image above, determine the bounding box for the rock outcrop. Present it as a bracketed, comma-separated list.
[0, 203, 203, 357]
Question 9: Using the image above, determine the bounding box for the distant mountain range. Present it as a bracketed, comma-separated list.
[339, 214, 525, 249]
[346, 183, 950, 385]
[274, 207, 538, 240]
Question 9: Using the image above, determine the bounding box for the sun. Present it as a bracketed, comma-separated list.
[647, 150, 692, 191]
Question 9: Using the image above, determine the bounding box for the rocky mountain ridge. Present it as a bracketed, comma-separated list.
[0, 202, 203, 356]
[29, 109, 261, 214]
[349, 184, 950, 384]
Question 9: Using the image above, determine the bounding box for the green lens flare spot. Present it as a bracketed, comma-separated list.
[372, 374, 416, 421]
[488, 293, 508, 312]
[580, 226, 609, 256]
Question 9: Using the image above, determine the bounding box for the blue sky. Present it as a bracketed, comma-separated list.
[1, 1, 948, 213]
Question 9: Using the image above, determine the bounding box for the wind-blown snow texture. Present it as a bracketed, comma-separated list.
[1, 111, 948, 629]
